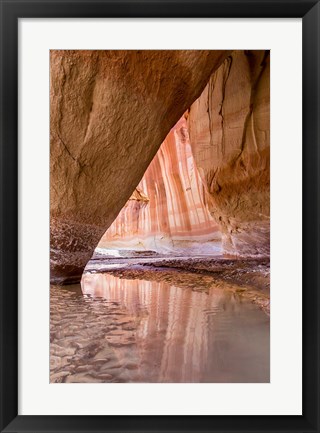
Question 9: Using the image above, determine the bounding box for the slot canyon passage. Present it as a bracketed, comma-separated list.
[50, 50, 270, 383]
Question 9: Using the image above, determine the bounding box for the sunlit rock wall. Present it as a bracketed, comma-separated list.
[99, 116, 221, 254]
[188, 50, 270, 256]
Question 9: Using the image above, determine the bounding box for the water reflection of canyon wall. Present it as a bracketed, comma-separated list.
[81, 273, 270, 382]
[98, 116, 221, 254]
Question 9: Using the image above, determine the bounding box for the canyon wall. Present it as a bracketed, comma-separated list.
[50, 50, 230, 283]
[188, 50, 270, 256]
[50, 49, 269, 283]
[99, 116, 221, 254]
[100, 50, 270, 258]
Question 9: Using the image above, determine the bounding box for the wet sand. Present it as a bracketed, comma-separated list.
[85, 255, 270, 314]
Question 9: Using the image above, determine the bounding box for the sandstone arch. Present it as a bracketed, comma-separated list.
[50, 50, 230, 284]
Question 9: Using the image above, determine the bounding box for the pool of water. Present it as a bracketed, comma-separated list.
[50, 272, 269, 383]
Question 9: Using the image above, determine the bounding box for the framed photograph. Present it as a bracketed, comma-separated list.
[0, 0, 319, 432]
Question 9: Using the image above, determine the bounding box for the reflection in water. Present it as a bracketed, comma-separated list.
[50, 272, 269, 383]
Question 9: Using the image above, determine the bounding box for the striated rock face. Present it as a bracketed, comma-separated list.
[188, 50, 270, 256]
[50, 50, 230, 283]
[99, 116, 221, 254]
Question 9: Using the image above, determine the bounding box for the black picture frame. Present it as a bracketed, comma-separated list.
[0, 1, 319, 432]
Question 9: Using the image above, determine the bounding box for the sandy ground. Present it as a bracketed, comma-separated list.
[85, 255, 270, 315]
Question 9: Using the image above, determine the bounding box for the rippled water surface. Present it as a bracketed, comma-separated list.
[50, 272, 269, 383]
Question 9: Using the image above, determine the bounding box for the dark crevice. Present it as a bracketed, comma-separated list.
[56, 132, 89, 177]
[219, 56, 233, 156]
[235, 51, 269, 163]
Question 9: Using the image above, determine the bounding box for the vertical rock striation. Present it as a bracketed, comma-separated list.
[99, 116, 220, 254]
[188, 50, 270, 256]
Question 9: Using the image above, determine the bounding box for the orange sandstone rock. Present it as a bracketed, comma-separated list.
[50, 50, 230, 283]
[99, 116, 220, 254]
[188, 50, 270, 256]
